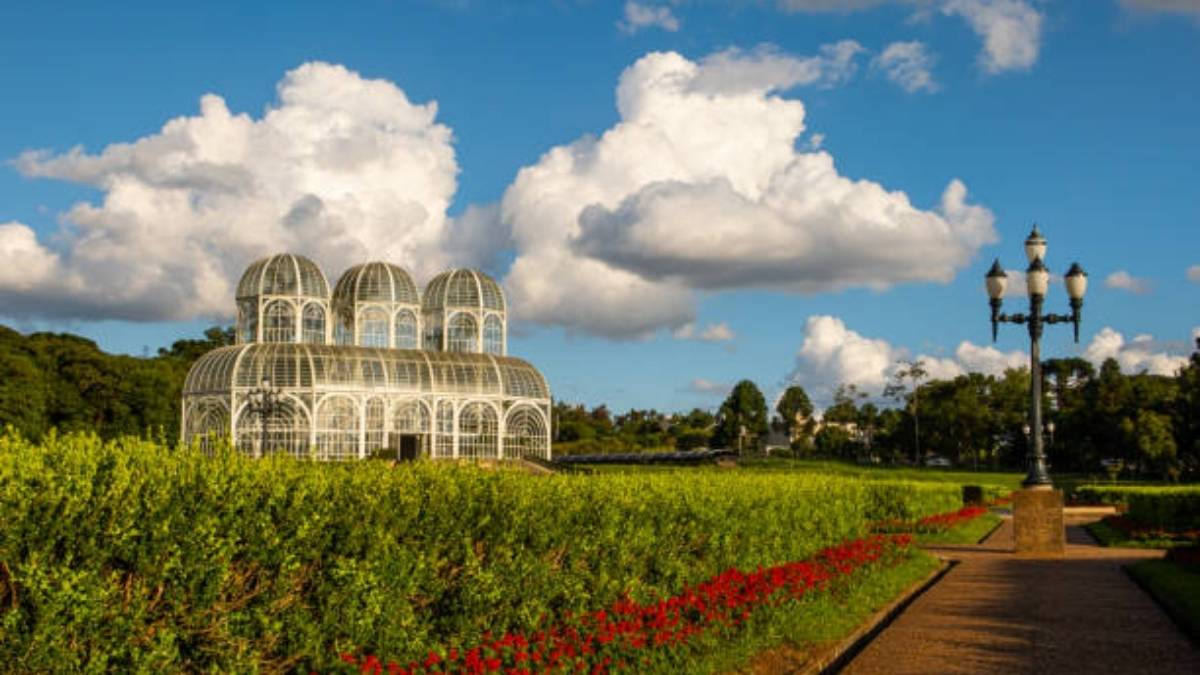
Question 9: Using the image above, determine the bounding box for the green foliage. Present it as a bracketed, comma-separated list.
[0, 324, 233, 443]
[712, 380, 768, 452]
[0, 432, 962, 672]
[1126, 559, 1200, 642]
[774, 385, 814, 441]
[1072, 485, 1200, 531]
[552, 403, 714, 453]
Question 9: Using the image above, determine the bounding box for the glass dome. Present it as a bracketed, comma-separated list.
[423, 269, 506, 312]
[236, 253, 330, 300]
[331, 262, 420, 307]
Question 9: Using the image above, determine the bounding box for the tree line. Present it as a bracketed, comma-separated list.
[555, 340, 1200, 480]
[0, 324, 234, 442]
[1, 322, 1197, 478]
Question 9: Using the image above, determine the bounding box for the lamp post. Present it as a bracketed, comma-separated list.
[246, 378, 281, 458]
[986, 225, 1088, 489]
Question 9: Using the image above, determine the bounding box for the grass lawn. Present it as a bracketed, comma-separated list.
[1126, 559, 1200, 641]
[694, 550, 942, 674]
[730, 458, 1022, 491]
[1086, 518, 1191, 549]
[576, 458, 1023, 491]
[915, 513, 1003, 546]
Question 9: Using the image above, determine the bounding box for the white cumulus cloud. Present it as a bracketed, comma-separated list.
[782, 316, 1200, 406]
[502, 47, 995, 338]
[872, 41, 939, 93]
[784, 314, 1028, 406]
[1104, 270, 1153, 294]
[618, 1, 681, 34]
[3, 62, 468, 322]
[1083, 327, 1192, 376]
[941, 0, 1044, 73]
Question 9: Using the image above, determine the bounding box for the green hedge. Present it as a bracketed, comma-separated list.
[0, 432, 960, 672]
[1073, 485, 1200, 530]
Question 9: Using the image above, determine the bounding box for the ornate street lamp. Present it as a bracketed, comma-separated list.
[246, 378, 282, 458]
[986, 225, 1087, 489]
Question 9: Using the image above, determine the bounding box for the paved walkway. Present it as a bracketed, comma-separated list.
[842, 511, 1200, 674]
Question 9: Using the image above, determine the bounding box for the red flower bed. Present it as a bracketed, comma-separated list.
[916, 506, 988, 532]
[872, 505, 989, 535]
[335, 534, 913, 675]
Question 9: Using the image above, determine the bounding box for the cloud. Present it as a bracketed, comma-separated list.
[872, 41, 939, 92]
[1083, 327, 1192, 376]
[1187, 265, 1200, 283]
[775, 1, 1044, 73]
[4, 62, 467, 322]
[674, 321, 736, 342]
[501, 48, 995, 338]
[1104, 270, 1153, 294]
[688, 42, 866, 93]
[786, 315, 1198, 408]
[941, 0, 1044, 73]
[618, 1, 681, 34]
[1119, 0, 1200, 19]
[783, 315, 1028, 406]
[685, 378, 731, 396]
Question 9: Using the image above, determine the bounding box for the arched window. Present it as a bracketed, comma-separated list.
[263, 301, 295, 343]
[302, 303, 326, 344]
[483, 314, 504, 355]
[185, 398, 230, 455]
[316, 397, 360, 461]
[359, 308, 389, 348]
[459, 402, 498, 460]
[446, 313, 478, 353]
[365, 398, 386, 456]
[238, 300, 258, 343]
[435, 401, 455, 458]
[504, 406, 549, 460]
[394, 310, 418, 349]
[235, 397, 309, 459]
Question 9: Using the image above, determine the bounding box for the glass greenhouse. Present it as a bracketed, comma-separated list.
[182, 254, 551, 461]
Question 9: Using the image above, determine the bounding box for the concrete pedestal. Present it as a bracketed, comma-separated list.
[1013, 488, 1065, 555]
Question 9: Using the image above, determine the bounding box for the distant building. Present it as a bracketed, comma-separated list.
[181, 254, 551, 461]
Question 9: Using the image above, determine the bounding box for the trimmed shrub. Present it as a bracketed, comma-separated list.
[0, 432, 960, 672]
[1072, 485, 1200, 531]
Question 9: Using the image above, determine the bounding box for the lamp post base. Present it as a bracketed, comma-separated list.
[1013, 488, 1065, 555]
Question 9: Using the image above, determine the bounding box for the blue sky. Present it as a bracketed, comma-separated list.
[1, 0, 1198, 411]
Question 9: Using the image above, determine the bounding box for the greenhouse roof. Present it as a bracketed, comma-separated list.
[184, 343, 549, 400]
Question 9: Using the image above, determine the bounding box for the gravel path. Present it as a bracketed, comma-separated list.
[842, 512, 1200, 674]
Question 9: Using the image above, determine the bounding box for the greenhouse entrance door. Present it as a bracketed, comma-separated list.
[395, 433, 422, 461]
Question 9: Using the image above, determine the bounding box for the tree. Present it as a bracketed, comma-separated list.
[884, 359, 928, 464]
[774, 385, 814, 442]
[1175, 337, 1200, 476]
[712, 380, 769, 454]
[1121, 409, 1176, 478]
